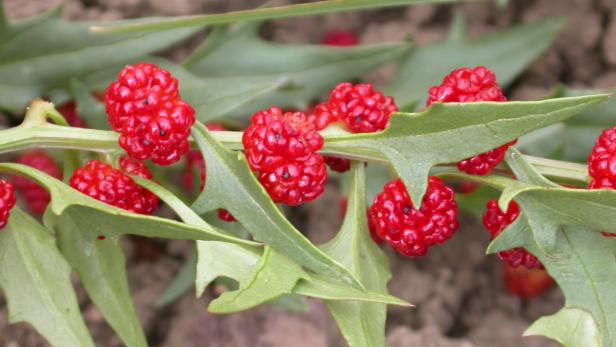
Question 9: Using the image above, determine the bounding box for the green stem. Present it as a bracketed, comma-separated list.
[0, 100, 590, 185]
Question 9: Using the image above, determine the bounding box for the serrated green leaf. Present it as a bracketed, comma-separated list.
[190, 122, 360, 287]
[0, 7, 199, 113]
[0, 208, 95, 347]
[324, 95, 608, 205]
[322, 163, 398, 347]
[490, 221, 616, 347]
[183, 21, 409, 119]
[0, 163, 256, 246]
[525, 308, 601, 347]
[208, 246, 304, 313]
[92, 0, 477, 33]
[387, 16, 564, 109]
[51, 213, 146, 347]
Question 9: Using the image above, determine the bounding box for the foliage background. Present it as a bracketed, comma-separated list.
[0, 0, 614, 346]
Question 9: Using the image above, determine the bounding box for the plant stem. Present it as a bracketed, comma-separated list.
[0, 100, 589, 184]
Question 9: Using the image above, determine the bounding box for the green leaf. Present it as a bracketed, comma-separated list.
[518, 87, 616, 163]
[324, 94, 608, 205]
[194, 241, 408, 313]
[0, 208, 95, 347]
[321, 163, 397, 347]
[51, 213, 146, 347]
[190, 122, 360, 287]
[0, 162, 256, 246]
[490, 221, 616, 347]
[91, 0, 478, 33]
[387, 16, 564, 109]
[525, 308, 601, 347]
[0, 7, 199, 113]
[184, 21, 409, 119]
[207, 246, 305, 313]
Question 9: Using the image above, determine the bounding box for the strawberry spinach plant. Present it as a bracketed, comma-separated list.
[0, 1, 614, 346]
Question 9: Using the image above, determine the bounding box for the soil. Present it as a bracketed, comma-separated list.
[2, 0, 615, 346]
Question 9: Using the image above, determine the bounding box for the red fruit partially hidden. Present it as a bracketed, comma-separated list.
[427, 67, 513, 175]
[483, 200, 543, 269]
[324, 156, 351, 173]
[502, 263, 554, 300]
[13, 151, 61, 215]
[0, 179, 16, 230]
[58, 102, 87, 128]
[326, 83, 397, 134]
[369, 177, 458, 257]
[322, 30, 359, 46]
[217, 209, 236, 222]
[69, 160, 158, 215]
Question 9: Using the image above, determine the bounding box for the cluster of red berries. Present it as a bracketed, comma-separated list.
[182, 124, 235, 222]
[587, 126, 616, 237]
[0, 179, 16, 230]
[482, 200, 543, 269]
[243, 108, 327, 206]
[427, 66, 515, 176]
[105, 63, 195, 166]
[69, 159, 158, 215]
[13, 151, 61, 215]
[369, 178, 459, 257]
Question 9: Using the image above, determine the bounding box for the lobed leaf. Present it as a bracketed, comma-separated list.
[324, 94, 608, 205]
[525, 308, 601, 347]
[0, 163, 256, 245]
[321, 163, 399, 347]
[0, 208, 94, 347]
[190, 121, 360, 286]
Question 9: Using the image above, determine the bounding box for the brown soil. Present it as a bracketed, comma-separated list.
[2, 0, 615, 346]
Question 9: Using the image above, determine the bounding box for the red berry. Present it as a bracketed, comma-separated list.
[456, 140, 517, 175]
[588, 126, 616, 185]
[105, 63, 195, 166]
[326, 83, 397, 133]
[427, 66, 506, 105]
[427, 67, 513, 175]
[502, 263, 554, 300]
[217, 209, 236, 222]
[324, 156, 351, 173]
[13, 151, 62, 215]
[482, 200, 543, 269]
[369, 177, 458, 257]
[257, 153, 327, 206]
[58, 102, 87, 128]
[587, 175, 616, 237]
[322, 30, 359, 46]
[0, 179, 16, 230]
[243, 108, 323, 172]
[243, 108, 327, 206]
[119, 156, 152, 179]
[307, 102, 336, 131]
[69, 160, 158, 215]
[455, 181, 479, 194]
